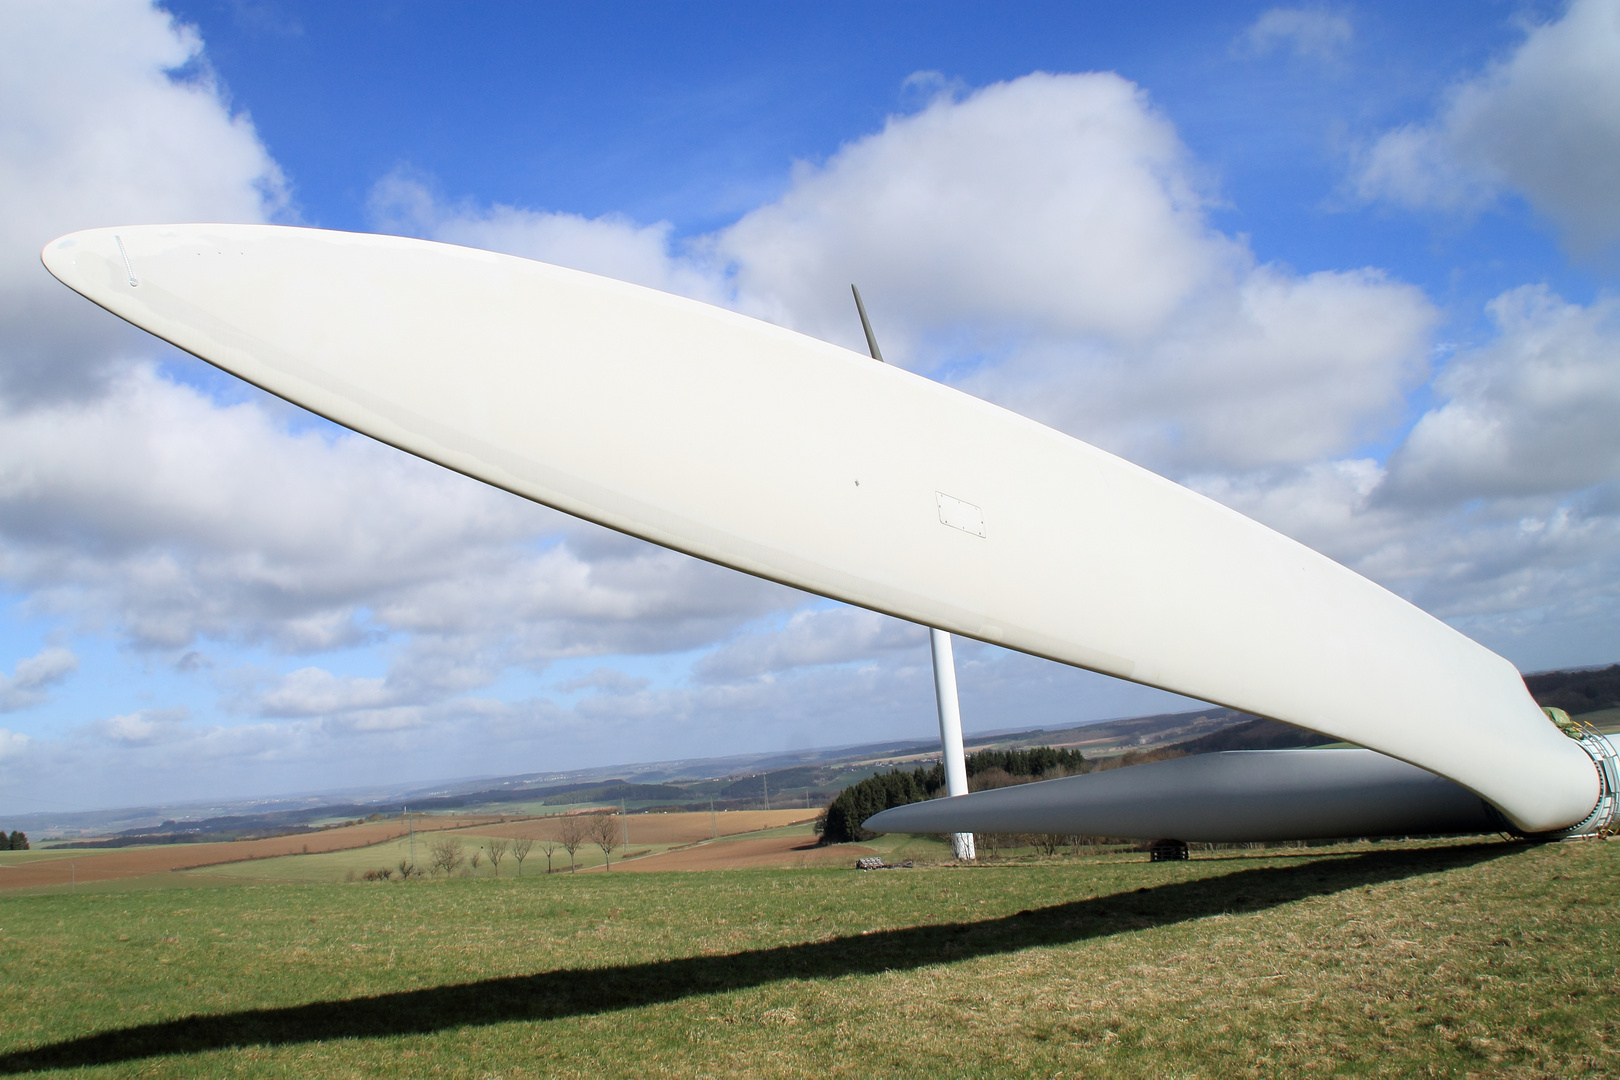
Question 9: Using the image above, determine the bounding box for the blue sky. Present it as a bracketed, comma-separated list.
[2, 0, 1618, 813]
[167, 3, 1587, 301]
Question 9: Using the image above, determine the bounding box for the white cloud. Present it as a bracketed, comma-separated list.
[238, 667, 395, 719]
[719, 72, 1232, 348]
[0, 0, 285, 403]
[0, 646, 77, 712]
[1194, 460, 1620, 672]
[0, 368, 792, 663]
[0, 727, 28, 760]
[714, 72, 1435, 471]
[368, 170, 726, 303]
[1241, 7, 1354, 61]
[1188, 459, 1391, 566]
[0, 7, 802, 809]
[94, 706, 189, 746]
[965, 263, 1433, 469]
[1383, 287, 1620, 503]
[1355, 0, 1620, 252]
[1192, 282, 1620, 672]
[696, 608, 924, 682]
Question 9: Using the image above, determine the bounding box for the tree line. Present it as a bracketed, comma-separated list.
[816, 748, 1087, 844]
[1, 830, 28, 850]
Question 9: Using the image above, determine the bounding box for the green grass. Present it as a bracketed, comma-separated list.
[1578, 705, 1620, 732]
[1, 837, 1615, 1078]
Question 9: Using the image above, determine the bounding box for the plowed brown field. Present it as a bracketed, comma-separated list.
[0, 815, 507, 891]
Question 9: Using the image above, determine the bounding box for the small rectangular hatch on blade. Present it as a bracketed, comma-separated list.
[936, 491, 986, 537]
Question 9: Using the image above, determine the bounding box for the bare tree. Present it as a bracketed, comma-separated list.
[591, 811, 622, 870]
[559, 814, 587, 873]
[470, 849, 483, 871]
[537, 837, 557, 874]
[511, 836, 534, 876]
[487, 838, 509, 876]
[428, 836, 466, 875]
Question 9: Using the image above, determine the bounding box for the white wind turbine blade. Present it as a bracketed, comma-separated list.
[41, 224, 1602, 834]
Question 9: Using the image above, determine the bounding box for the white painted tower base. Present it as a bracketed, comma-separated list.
[929, 628, 976, 861]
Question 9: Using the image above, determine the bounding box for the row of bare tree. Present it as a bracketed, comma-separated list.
[410, 812, 626, 877]
[557, 811, 624, 871]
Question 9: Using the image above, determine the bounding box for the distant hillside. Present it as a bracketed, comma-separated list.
[1169, 717, 1338, 754]
[1525, 664, 1620, 716]
[20, 700, 1401, 844]
[719, 768, 818, 799]
[534, 782, 692, 806]
[971, 708, 1254, 757]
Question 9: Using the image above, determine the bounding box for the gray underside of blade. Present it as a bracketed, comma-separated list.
[861, 749, 1503, 843]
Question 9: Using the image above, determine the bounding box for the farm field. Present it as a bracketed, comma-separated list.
[185, 811, 824, 883]
[0, 836, 1615, 1078]
[0, 811, 825, 892]
[0, 815, 509, 894]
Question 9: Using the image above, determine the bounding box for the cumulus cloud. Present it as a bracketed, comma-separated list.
[368, 169, 726, 303]
[1241, 7, 1354, 61]
[1190, 460, 1620, 669]
[0, 4, 798, 810]
[719, 72, 1230, 348]
[237, 667, 398, 720]
[0, 365, 790, 661]
[93, 706, 189, 746]
[0, 0, 285, 403]
[0, 727, 29, 760]
[1193, 286, 1620, 670]
[696, 608, 924, 682]
[714, 72, 1435, 471]
[1382, 287, 1620, 504]
[0, 646, 77, 712]
[1354, 0, 1620, 252]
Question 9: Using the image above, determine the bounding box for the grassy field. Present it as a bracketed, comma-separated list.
[0, 835, 1615, 1078]
[1581, 705, 1620, 732]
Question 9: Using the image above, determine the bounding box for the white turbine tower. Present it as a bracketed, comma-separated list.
[853, 286, 975, 861]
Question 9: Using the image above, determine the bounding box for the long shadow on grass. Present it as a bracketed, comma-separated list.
[0, 842, 1513, 1072]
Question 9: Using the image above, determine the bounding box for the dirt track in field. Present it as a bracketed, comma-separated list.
[608, 833, 877, 872]
[0, 815, 507, 891]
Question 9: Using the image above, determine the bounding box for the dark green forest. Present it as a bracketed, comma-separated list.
[1525, 665, 1620, 716]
